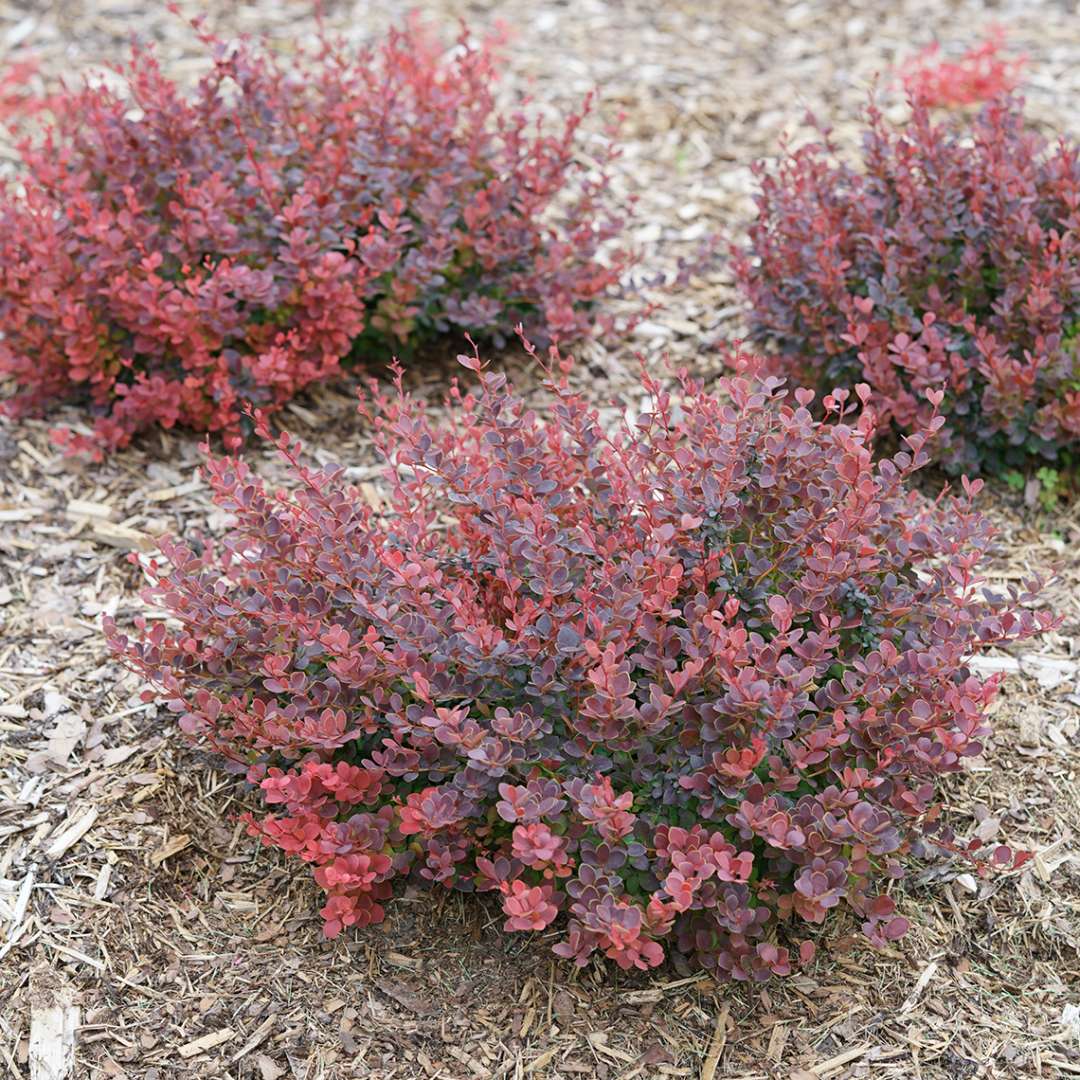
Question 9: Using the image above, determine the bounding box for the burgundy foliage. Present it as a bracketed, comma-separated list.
[0, 22, 627, 456]
[0, 59, 52, 121]
[899, 29, 1025, 109]
[107, 347, 1051, 980]
[734, 95, 1080, 473]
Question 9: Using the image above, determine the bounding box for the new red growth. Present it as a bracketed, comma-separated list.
[900, 29, 1025, 109]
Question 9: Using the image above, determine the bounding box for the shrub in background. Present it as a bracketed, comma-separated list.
[108, 346, 1051, 980]
[899, 28, 1025, 109]
[734, 96, 1080, 475]
[0, 21, 627, 456]
[0, 59, 53, 121]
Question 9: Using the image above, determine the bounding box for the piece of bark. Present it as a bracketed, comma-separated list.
[29, 957, 79, 1080]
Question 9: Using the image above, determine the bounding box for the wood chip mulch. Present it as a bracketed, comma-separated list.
[1, 2, 1079, 1077]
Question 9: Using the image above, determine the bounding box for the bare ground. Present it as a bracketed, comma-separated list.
[1, 1, 1079, 1077]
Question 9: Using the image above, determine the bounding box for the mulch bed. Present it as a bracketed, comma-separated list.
[0, 2, 1078, 1077]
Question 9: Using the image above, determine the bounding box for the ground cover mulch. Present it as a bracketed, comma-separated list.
[1, 2, 1079, 1076]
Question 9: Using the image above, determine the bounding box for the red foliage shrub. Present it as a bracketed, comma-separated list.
[0, 22, 627, 456]
[734, 96, 1080, 474]
[899, 29, 1025, 109]
[0, 58, 51, 121]
[107, 347, 1051, 980]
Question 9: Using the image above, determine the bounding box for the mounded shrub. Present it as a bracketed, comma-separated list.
[734, 95, 1080, 475]
[0, 59, 51, 121]
[898, 29, 1025, 109]
[0, 22, 627, 456]
[107, 349, 1051, 980]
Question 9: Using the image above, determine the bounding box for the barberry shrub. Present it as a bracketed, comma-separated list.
[107, 349, 1052, 981]
[734, 96, 1080, 475]
[0, 59, 51, 122]
[0, 23, 627, 456]
[899, 29, 1025, 109]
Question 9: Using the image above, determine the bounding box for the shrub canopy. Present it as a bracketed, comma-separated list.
[108, 350, 1051, 979]
[736, 96, 1080, 474]
[0, 22, 627, 455]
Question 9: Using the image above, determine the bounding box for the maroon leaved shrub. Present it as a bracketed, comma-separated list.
[898, 28, 1025, 109]
[107, 347, 1051, 980]
[0, 21, 628, 456]
[734, 95, 1080, 474]
[0, 58, 53, 121]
